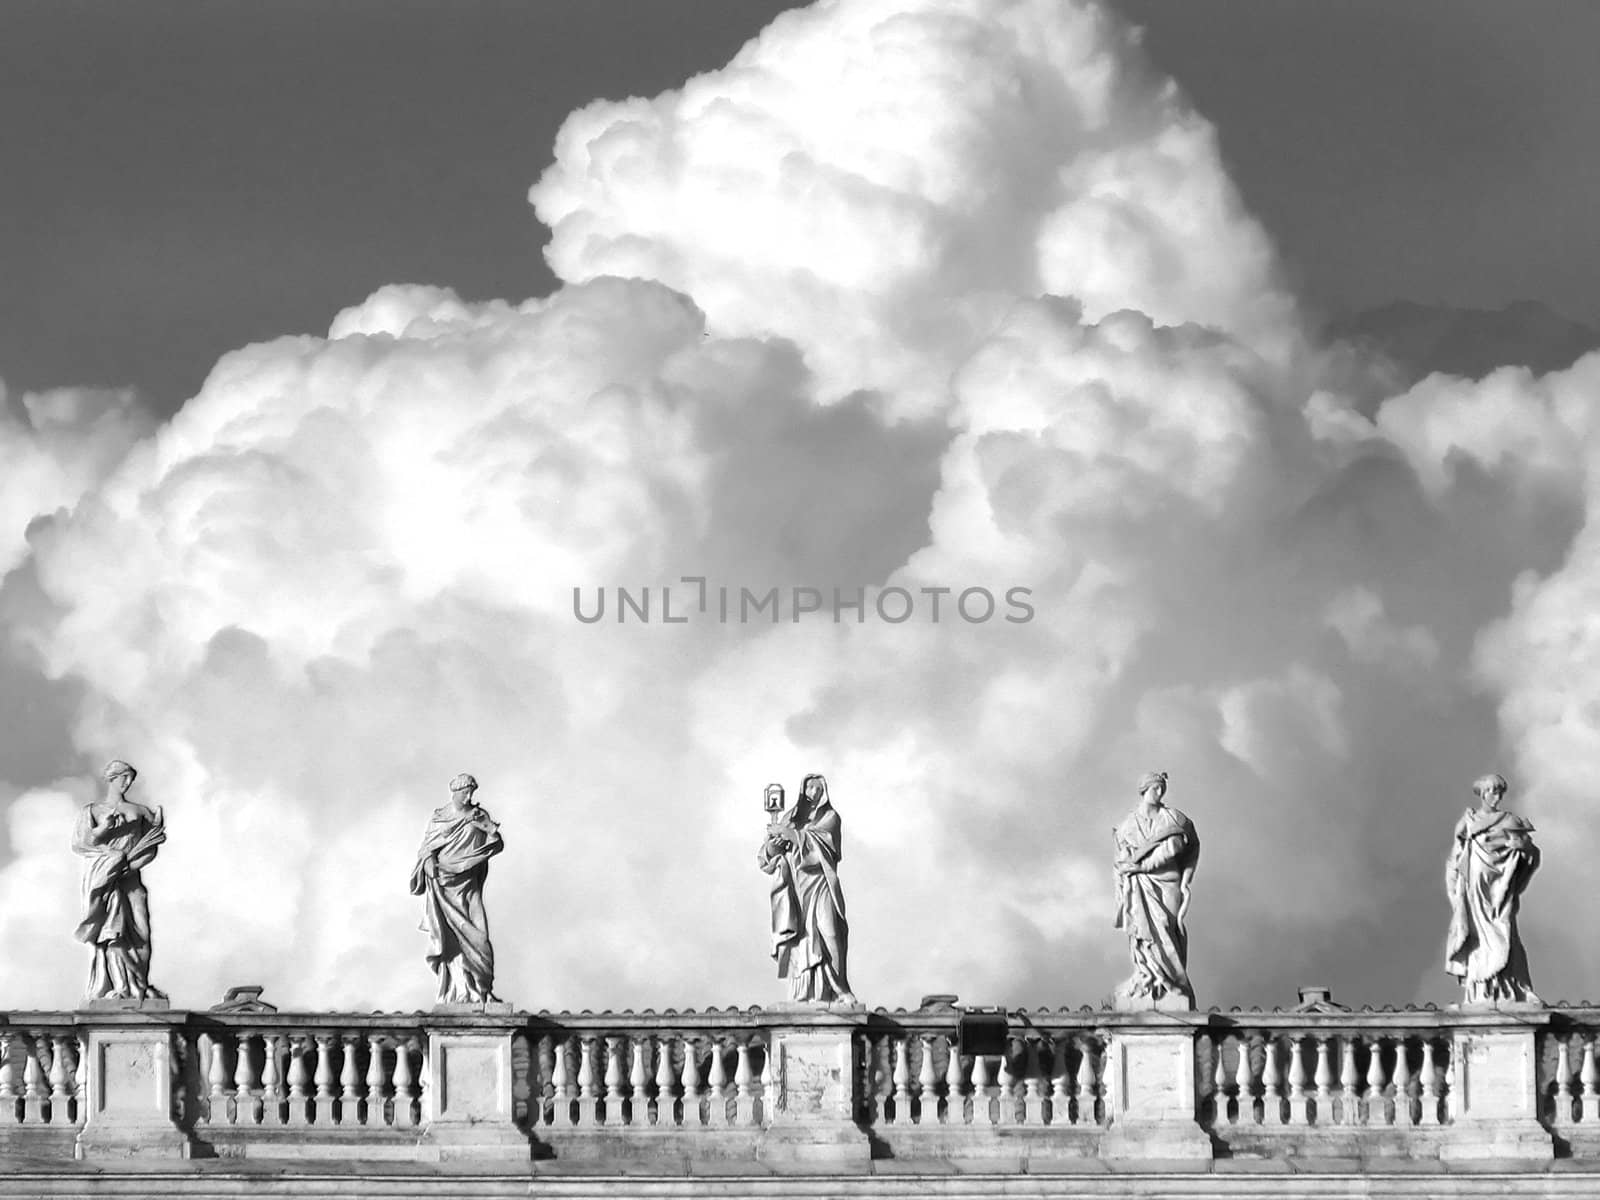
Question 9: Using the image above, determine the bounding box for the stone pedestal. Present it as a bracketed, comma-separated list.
[418, 1019, 529, 1162]
[1097, 1021, 1212, 1160]
[81, 997, 172, 1012]
[74, 1022, 192, 1160]
[758, 1024, 870, 1165]
[1440, 1022, 1552, 1160]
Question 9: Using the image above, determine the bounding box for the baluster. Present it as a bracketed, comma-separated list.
[891, 1038, 911, 1125]
[1049, 1037, 1070, 1126]
[602, 1037, 625, 1127]
[998, 1041, 1019, 1125]
[1365, 1036, 1388, 1127]
[1554, 1037, 1574, 1125]
[1287, 1037, 1309, 1125]
[234, 1033, 261, 1126]
[873, 1035, 892, 1124]
[1444, 1045, 1457, 1124]
[910, 1036, 934, 1127]
[1022, 1038, 1045, 1125]
[335, 1035, 360, 1125]
[287, 1037, 311, 1126]
[23, 1034, 47, 1123]
[1339, 1037, 1359, 1127]
[655, 1036, 678, 1127]
[576, 1037, 599, 1126]
[204, 1034, 231, 1125]
[49, 1035, 72, 1124]
[0, 1033, 16, 1125]
[1212, 1035, 1230, 1126]
[393, 1037, 418, 1128]
[261, 1034, 285, 1126]
[312, 1035, 336, 1124]
[364, 1036, 388, 1127]
[1076, 1040, 1098, 1126]
[1235, 1033, 1255, 1126]
[944, 1039, 966, 1126]
[735, 1040, 757, 1126]
[1582, 1039, 1599, 1124]
[1259, 1035, 1281, 1126]
[708, 1038, 731, 1127]
[73, 1036, 88, 1125]
[418, 1034, 432, 1129]
[972, 1053, 993, 1126]
[628, 1037, 650, 1127]
[1313, 1037, 1333, 1125]
[1392, 1037, 1414, 1126]
[680, 1037, 702, 1128]
[759, 1038, 776, 1127]
[546, 1037, 569, 1128]
[1420, 1038, 1441, 1126]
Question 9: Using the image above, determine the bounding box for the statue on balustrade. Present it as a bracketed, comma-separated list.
[757, 774, 858, 1005]
[1112, 770, 1199, 1010]
[1445, 772, 1541, 1006]
[72, 759, 168, 1003]
[410, 773, 505, 1005]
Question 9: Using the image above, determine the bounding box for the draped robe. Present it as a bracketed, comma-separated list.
[1445, 806, 1540, 1003]
[759, 800, 852, 1002]
[72, 800, 167, 1000]
[409, 802, 504, 1002]
[1113, 803, 1199, 1002]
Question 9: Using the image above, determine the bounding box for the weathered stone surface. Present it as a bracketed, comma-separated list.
[760, 1025, 869, 1164]
[420, 1024, 528, 1162]
[73, 1024, 191, 1160]
[1439, 1025, 1551, 1160]
[1097, 1024, 1210, 1161]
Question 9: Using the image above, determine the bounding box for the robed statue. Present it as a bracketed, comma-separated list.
[1112, 770, 1199, 1009]
[757, 774, 857, 1004]
[409, 773, 505, 1004]
[1445, 772, 1540, 1005]
[72, 760, 168, 1003]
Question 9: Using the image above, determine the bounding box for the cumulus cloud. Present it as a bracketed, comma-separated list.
[0, 381, 153, 578]
[2, 0, 1598, 1015]
[531, 0, 1299, 414]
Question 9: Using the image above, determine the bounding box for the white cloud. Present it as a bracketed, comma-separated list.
[4, 0, 1600, 1017]
[531, 0, 1299, 415]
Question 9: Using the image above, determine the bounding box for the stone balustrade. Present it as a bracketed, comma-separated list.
[6, 1001, 1600, 1170]
[185, 1014, 427, 1158]
[1199, 1011, 1458, 1159]
[528, 1010, 780, 1159]
[0, 1020, 87, 1144]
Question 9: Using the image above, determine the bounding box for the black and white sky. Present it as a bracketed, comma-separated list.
[3, 0, 1600, 1013]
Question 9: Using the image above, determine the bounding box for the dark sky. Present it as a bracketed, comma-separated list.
[3, 0, 1598, 416]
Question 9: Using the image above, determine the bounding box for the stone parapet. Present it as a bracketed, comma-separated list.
[6, 1002, 1600, 1173]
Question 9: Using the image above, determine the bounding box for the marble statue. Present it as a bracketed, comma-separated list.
[758, 773, 857, 1004]
[1112, 770, 1199, 1009]
[72, 760, 168, 1003]
[1445, 772, 1540, 1005]
[409, 773, 505, 1004]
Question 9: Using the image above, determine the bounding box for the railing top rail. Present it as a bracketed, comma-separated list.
[1201, 1006, 1572, 1031]
[9, 1002, 1600, 1037]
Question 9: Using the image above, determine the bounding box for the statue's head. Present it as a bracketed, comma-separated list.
[1138, 770, 1168, 805]
[800, 774, 828, 806]
[449, 773, 479, 805]
[102, 760, 136, 795]
[1472, 773, 1509, 808]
